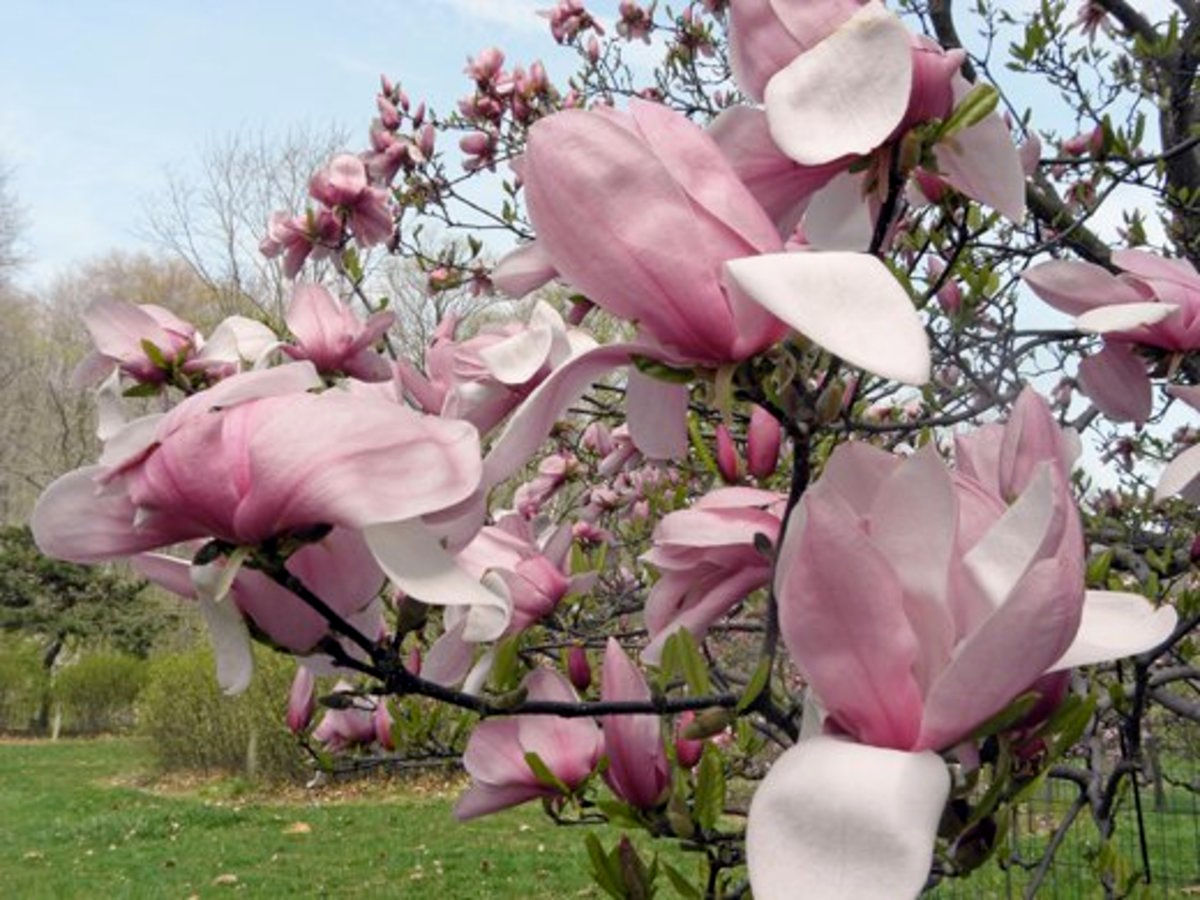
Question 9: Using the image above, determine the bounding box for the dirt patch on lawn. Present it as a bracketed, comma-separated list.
[109, 764, 469, 806]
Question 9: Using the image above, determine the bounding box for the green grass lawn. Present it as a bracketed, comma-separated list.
[0, 738, 702, 899]
[3, 739, 1198, 898]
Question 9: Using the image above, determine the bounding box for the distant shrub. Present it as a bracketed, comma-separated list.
[52, 652, 148, 735]
[0, 636, 49, 732]
[139, 646, 306, 781]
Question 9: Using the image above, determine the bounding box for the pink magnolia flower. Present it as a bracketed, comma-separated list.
[511, 452, 577, 519]
[455, 668, 603, 819]
[311, 682, 390, 752]
[540, 0, 603, 44]
[259, 208, 343, 279]
[281, 283, 395, 381]
[601, 639, 670, 810]
[396, 301, 589, 435]
[746, 390, 1177, 900]
[641, 488, 785, 663]
[481, 98, 928, 480]
[456, 522, 571, 636]
[617, 1, 655, 43]
[1023, 249, 1200, 423]
[308, 154, 393, 248]
[32, 364, 510, 688]
[715, 423, 742, 483]
[74, 298, 198, 387]
[724, 0, 1025, 242]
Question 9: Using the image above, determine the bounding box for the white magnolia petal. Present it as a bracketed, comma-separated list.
[95, 370, 127, 442]
[191, 562, 254, 696]
[478, 325, 554, 385]
[802, 170, 874, 252]
[364, 519, 512, 641]
[1075, 302, 1178, 335]
[1051, 591, 1178, 671]
[725, 252, 930, 385]
[1156, 442, 1200, 503]
[747, 736, 948, 900]
[763, 2, 913, 166]
[962, 465, 1055, 611]
[626, 368, 689, 459]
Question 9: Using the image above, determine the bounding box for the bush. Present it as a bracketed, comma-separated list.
[0, 636, 50, 732]
[52, 652, 148, 735]
[139, 645, 307, 781]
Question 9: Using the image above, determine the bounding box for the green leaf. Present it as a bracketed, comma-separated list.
[585, 834, 626, 899]
[631, 354, 694, 384]
[1086, 549, 1114, 586]
[967, 690, 1041, 740]
[663, 630, 710, 695]
[687, 414, 718, 477]
[489, 636, 522, 693]
[139, 339, 168, 369]
[616, 837, 654, 900]
[736, 656, 772, 713]
[694, 744, 725, 831]
[122, 381, 162, 398]
[661, 862, 703, 900]
[524, 751, 570, 795]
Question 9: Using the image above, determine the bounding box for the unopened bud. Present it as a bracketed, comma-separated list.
[681, 707, 735, 740]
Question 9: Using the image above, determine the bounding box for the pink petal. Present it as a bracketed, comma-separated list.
[1077, 343, 1152, 425]
[776, 491, 924, 749]
[626, 370, 689, 460]
[1022, 260, 1145, 318]
[492, 241, 559, 297]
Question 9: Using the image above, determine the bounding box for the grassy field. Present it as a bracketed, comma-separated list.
[0, 738, 699, 899]
[2, 738, 1198, 898]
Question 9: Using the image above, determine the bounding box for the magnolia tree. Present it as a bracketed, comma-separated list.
[29, 0, 1200, 897]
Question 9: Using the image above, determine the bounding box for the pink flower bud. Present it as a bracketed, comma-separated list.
[373, 700, 394, 751]
[417, 124, 436, 160]
[377, 96, 401, 130]
[406, 646, 422, 677]
[746, 405, 782, 480]
[286, 666, 316, 734]
[586, 35, 601, 64]
[715, 423, 741, 483]
[567, 645, 592, 691]
[674, 712, 704, 769]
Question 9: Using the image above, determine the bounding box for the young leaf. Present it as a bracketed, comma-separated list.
[694, 744, 726, 831]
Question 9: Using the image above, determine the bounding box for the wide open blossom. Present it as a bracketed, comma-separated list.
[281, 283, 395, 381]
[719, 0, 1025, 245]
[74, 298, 198, 386]
[1023, 249, 1200, 423]
[746, 389, 1177, 900]
[455, 667, 603, 819]
[308, 154, 394, 248]
[32, 363, 510, 690]
[641, 487, 786, 663]
[259, 208, 343, 279]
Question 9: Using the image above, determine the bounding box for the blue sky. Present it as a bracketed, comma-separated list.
[1, 0, 590, 289]
[2, 0, 1179, 292]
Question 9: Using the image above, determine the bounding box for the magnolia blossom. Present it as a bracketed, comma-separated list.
[310, 682, 392, 752]
[396, 301, 590, 435]
[1023, 249, 1200, 423]
[601, 638, 670, 810]
[483, 97, 929, 480]
[308, 154, 393, 247]
[260, 208, 343, 279]
[31, 364, 511, 691]
[641, 487, 786, 663]
[721, 0, 1025, 246]
[746, 390, 1177, 899]
[455, 668, 602, 819]
[74, 298, 198, 387]
[457, 521, 571, 636]
[281, 283, 395, 381]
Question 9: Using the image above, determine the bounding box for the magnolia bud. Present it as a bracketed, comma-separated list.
[406, 646, 422, 677]
[681, 707, 735, 740]
[566, 645, 592, 691]
[286, 666, 316, 734]
[674, 711, 704, 768]
[715, 423, 741, 483]
[746, 405, 781, 480]
[373, 700, 395, 751]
